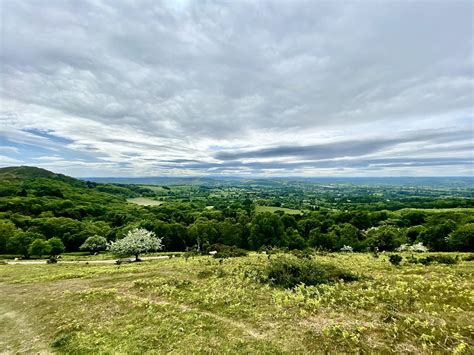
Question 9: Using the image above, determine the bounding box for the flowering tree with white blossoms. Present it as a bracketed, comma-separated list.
[109, 228, 162, 261]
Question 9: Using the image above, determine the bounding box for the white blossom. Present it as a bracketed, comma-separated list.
[108, 228, 162, 260]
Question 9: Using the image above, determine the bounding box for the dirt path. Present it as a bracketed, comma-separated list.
[5, 255, 170, 265]
[0, 296, 51, 354]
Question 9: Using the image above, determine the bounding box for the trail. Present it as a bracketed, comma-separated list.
[4, 255, 170, 265]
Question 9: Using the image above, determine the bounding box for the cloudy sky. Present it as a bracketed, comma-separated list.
[1, 0, 473, 177]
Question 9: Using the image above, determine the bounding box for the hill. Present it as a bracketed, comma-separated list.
[0, 166, 86, 187]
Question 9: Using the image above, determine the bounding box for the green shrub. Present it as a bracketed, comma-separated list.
[389, 254, 403, 266]
[207, 244, 248, 258]
[419, 255, 458, 265]
[464, 254, 474, 261]
[265, 256, 358, 288]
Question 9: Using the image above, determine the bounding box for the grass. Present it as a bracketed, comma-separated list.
[0, 253, 472, 353]
[126, 197, 163, 206]
[255, 205, 303, 215]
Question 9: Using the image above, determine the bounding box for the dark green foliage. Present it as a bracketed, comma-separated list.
[28, 239, 51, 257]
[265, 256, 358, 288]
[7, 231, 44, 258]
[448, 224, 474, 252]
[249, 212, 288, 249]
[463, 254, 474, 261]
[418, 255, 458, 265]
[49, 237, 65, 256]
[367, 226, 405, 251]
[389, 254, 403, 266]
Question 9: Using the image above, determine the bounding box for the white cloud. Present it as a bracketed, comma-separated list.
[0, 0, 472, 176]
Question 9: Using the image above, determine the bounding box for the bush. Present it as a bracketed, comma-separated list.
[389, 254, 403, 266]
[207, 244, 248, 258]
[419, 255, 458, 265]
[265, 256, 358, 288]
[464, 254, 474, 261]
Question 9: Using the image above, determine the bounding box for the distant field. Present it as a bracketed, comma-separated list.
[255, 205, 303, 215]
[127, 197, 163, 206]
[0, 253, 472, 353]
[394, 207, 474, 215]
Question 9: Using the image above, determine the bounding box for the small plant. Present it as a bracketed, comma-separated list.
[389, 254, 403, 266]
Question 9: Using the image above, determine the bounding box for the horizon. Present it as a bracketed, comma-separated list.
[1, 1, 473, 177]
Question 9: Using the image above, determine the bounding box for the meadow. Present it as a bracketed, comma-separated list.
[127, 197, 164, 206]
[1, 252, 472, 353]
[255, 205, 303, 215]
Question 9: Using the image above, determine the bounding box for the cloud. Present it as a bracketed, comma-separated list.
[0, 0, 472, 176]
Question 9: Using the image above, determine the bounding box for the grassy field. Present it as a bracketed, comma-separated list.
[255, 205, 303, 215]
[127, 197, 163, 206]
[0, 253, 472, 353]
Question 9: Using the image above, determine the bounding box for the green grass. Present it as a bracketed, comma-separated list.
[255, 205, 303, 215]
[0, 253, 472, 353]
[126, 197, 163, 206]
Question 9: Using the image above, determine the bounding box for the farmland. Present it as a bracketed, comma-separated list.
[0, 253, 472, 353]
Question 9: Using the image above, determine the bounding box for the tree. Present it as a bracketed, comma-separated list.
[308, 228, 336, 250]
[109, 228, 162, 261]
[80, 235, 108, 254]
[29, 239, 51, 258]
[7, 231, 44, 259]
[0, 220, 20, 254]
[449, 224, 474, 252]
[366, 226, 404, 251]
[249, 212, 288, 249]
[287, 228, 306, 250]
[49, 237, 65, 256]
[420, 221, 456, 251]
[188, 219, 219, 251]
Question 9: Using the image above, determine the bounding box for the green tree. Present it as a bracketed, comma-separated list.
[249, 212, 288, 250]
[448, 224, 474, 252]
[0, 220, 20, 254]
[7, 231, 44, 258]
[48, 237, 65, 256]
[367, 226, 404, 251]
[420, 221, 456, 251]
[80, 235, 108, 254]
[308, 228, 336, 250]
[29, 239, 51, 258]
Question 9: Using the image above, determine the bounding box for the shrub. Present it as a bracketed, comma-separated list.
[206, 244, 248, 258]
[265, 256, 358, 288]
[464, 254, 474, 261]
[389, 254, 403, 266]
[419, 255, 458, 265]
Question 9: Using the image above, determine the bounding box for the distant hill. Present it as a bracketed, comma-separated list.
[0, 166, 85, 187]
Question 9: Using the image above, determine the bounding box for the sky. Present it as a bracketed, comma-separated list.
[0, 0, 473, 177]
